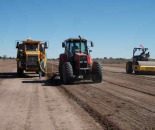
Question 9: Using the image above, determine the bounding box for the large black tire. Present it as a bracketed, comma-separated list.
[62, 62, 73, 84]
[92, 61, 103, 83]
[126, 61, 133, 74]
[17, 69, 23, 76]
[59, 59, 63, 81]
[17, 61, 23, 76]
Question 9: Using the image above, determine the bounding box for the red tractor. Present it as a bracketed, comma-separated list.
[59, 36, 103, 84]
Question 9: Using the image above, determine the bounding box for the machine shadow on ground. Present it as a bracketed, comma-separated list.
[22, 75, 93, 87]
[0, 72, 39, 79]
[22, 78, 62, 86]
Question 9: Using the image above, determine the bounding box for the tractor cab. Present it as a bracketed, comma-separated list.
[133, 48, 150, 63]
[23, 41, 40, 55]
[62, 37, 94, 62]
[25, 42, 39, 51]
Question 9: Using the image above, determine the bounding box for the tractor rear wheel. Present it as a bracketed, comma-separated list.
[17, 61, 23, 76]
[62, 62, 73, 84]
[92, 61, 103, 83]
[126, 61, 133, 74]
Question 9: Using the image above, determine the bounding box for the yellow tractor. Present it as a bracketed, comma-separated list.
[126, 48, 155, 74]
[16, 38, 48, 78]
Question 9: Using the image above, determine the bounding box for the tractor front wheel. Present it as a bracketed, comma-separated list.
[92, 61, 103, 83]
[126, 61, 133, 74]
[17, 61, 23, 76]
[62, 62, 73, 84]
[17, 69, 23, 76]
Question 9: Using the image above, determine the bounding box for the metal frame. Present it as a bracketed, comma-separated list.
[133, 48, 148, 62]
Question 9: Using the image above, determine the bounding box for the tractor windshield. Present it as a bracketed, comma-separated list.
[26, 43, 38, 51]
[81, 42, 87, 54]
[133, 48, 150, 62]
[134, 48, 149, 57]
[69, 42, 87, 54]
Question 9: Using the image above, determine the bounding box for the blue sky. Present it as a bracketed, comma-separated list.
[0, 0, 155, 59]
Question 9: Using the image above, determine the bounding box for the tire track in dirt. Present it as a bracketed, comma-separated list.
[39, 79, 103, 130]
[104, 70, 155, 83]
[0, 60, 103, 130]
[89, 82, 155, 113]
[0, 71, 32, 129]
[103, 66, 155, 96]
[47, 62, 111, 129]
[103, 64, 155, 81]
[47, 62, 119, 129]
[104, 79, 155, 96]
[47, 61, 155, 130]
[60, 84, 119, 130]
[60, 83, 155, 130]
[25, 81, 40, 130]
[103, 72, 155, 97]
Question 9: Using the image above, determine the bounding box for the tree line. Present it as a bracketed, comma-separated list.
[0, 55, 15, 60]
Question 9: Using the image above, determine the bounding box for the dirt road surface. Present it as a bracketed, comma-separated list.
[0, 59, 155, 130]
[0, 60, 102, 130]
[47, 61, 155, 130]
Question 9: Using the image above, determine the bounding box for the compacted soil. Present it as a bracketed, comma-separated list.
[47, 61, 155, 130]
[0, 59, 155, 130]
[0, 59, 102, 130]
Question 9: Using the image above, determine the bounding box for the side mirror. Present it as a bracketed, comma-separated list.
[62, 42, 65, 48]
[91, 41, 94, 47]
[89, 50, 92, 53]
[16, 42, 19, 48]
[45, 42, 48, 49]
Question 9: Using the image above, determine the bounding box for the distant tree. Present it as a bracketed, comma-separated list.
[0, 56, 2, 59]
[109, 57, 113, 60]
[3, 55, 7, 60]
[104, 57, 107, 59]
